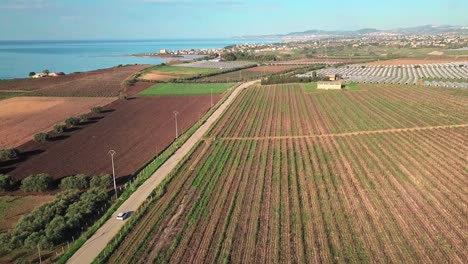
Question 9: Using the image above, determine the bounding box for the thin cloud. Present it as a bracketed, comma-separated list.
[131, 0, 251, 7]
[0, 0, 50, 10]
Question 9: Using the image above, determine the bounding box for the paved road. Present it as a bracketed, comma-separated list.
[68, 80, 256, 264]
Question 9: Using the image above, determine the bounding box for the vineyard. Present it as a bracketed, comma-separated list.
[311, 62, 468, 86]
[109, 83, 467, 263]
[197, 65, 301, 82]
[209, 83, 468, 136]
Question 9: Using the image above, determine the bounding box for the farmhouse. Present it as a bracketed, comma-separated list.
[325, 73, 341, 81]
[317, 81, 343, 90]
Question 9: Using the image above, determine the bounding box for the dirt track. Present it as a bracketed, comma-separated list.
[218, 123, 468, 140]
[67, 80, 257, 264]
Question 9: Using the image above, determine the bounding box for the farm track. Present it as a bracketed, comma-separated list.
[217, 123, 468, 140]
[111, 83, 467, 263]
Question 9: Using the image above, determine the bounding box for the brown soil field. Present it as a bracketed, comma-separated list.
[0, 97, 115, 149]
[364, 58, 468, 65]
[1, 95, 221, 181]
[141, 72, 181, 81]
[198, 65, 301, 82]
[0, 195, 54, 232]
[0, 65, 149, 93]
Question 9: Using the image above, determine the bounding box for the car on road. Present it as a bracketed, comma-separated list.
[116, 211, 131, 220]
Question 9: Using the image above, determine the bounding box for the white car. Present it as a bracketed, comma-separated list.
[116, 211, 131, 220]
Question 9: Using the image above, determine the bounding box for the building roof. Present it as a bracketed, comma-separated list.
[317, 81, 343, 85]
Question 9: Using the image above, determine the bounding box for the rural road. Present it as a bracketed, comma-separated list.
[67, 80, 257, 264]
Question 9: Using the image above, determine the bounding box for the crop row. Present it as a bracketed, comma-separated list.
[108, 126, 467, 263]
[210, 84, 468, 137]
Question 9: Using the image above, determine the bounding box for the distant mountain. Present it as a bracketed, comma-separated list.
[238, 25, 467, 39]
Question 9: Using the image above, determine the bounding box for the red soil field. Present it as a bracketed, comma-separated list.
[1, 95, 221, 181]
[0, 96, 115, 149]
[0, 65, 149, 93]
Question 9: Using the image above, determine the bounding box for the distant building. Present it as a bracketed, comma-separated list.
[325, 74, 341, 81]
[159, 49, 169, 55]
[317, 81, 343, 90]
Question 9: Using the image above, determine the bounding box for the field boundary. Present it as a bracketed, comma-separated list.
[217, 123, 468, 141]
[64, 81, 255, 264]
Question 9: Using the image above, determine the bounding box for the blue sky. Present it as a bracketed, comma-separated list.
[0, 0, 467, 40]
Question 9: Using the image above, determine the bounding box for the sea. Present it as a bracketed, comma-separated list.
[0, 39, 276, 80]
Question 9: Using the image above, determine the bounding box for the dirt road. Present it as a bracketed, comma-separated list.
[67, 80, 256, 264]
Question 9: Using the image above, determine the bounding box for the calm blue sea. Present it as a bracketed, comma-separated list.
[0, 39, 275, 79]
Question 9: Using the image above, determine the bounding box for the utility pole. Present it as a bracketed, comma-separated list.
[210, 87, 213, 107]
[108, 150, 118, 199]
[173, 111, 179, 139]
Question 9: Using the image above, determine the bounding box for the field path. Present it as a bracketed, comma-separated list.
[67, 80, 257, 264]
[219, 123, 468, 140]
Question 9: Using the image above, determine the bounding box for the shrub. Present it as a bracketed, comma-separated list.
[79, 114, 88, 122]
[0, 148, 20, 161]
[20, 174, 53, 192]
[60, 174, 89, 190]
[90, 174, 112, 189]
[65, 117, 80, 127]
[34, 132, 49, 142]
[53, 124, 66, 133]
[28, 72, 36, 77]
[0, 174, 15, 191]
[91, 106, 103, 113]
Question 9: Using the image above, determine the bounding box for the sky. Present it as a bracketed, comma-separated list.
[0, 0, 467, 40]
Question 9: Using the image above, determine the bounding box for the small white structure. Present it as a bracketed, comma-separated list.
[317, 81, 343, 90]
[159, 49, 169, 55]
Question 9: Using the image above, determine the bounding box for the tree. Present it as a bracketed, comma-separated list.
[21, 174, 53, 192]
[0, 148, 20, 161]
[34, 132, 49, 142]
[60, 174, 89, 190]
[0, 174, 15, 192]
[42, 69, 50, 74]
[28, 72, 36, 77]
[45, 216, 67, 244]
[91, 106, 103, 114]
[53, 124, 66, 133]
[65, 117, 80, 127]
[89, 174, 112, 189]
[222, 52, 237, 61]
[79, 114, 88, 122]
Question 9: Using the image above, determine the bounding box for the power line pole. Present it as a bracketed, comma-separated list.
[173, 111, 179, 139]
[210, 87, 213, 107]
[108, 150, 118, 199]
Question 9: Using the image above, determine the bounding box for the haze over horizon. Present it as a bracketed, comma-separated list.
[0, 0, 467, 40]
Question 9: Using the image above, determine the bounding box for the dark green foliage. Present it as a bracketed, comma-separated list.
[60, 174, 89, 190]
[54, 124, 66, 133]
[0, 148, 20, 161]
[222, 51, 277, 62]
[0, 174, 15, 191]
[34, 132, 49, 142]
[28, 72, 36, 77]
[65, 117, 80, 127]
[79, 114, 88, 122]
[91, 106, 103, 113]
[20, 174, 53, 192]
[89, 174, 112, 189]
[5, 188, 109, 251]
